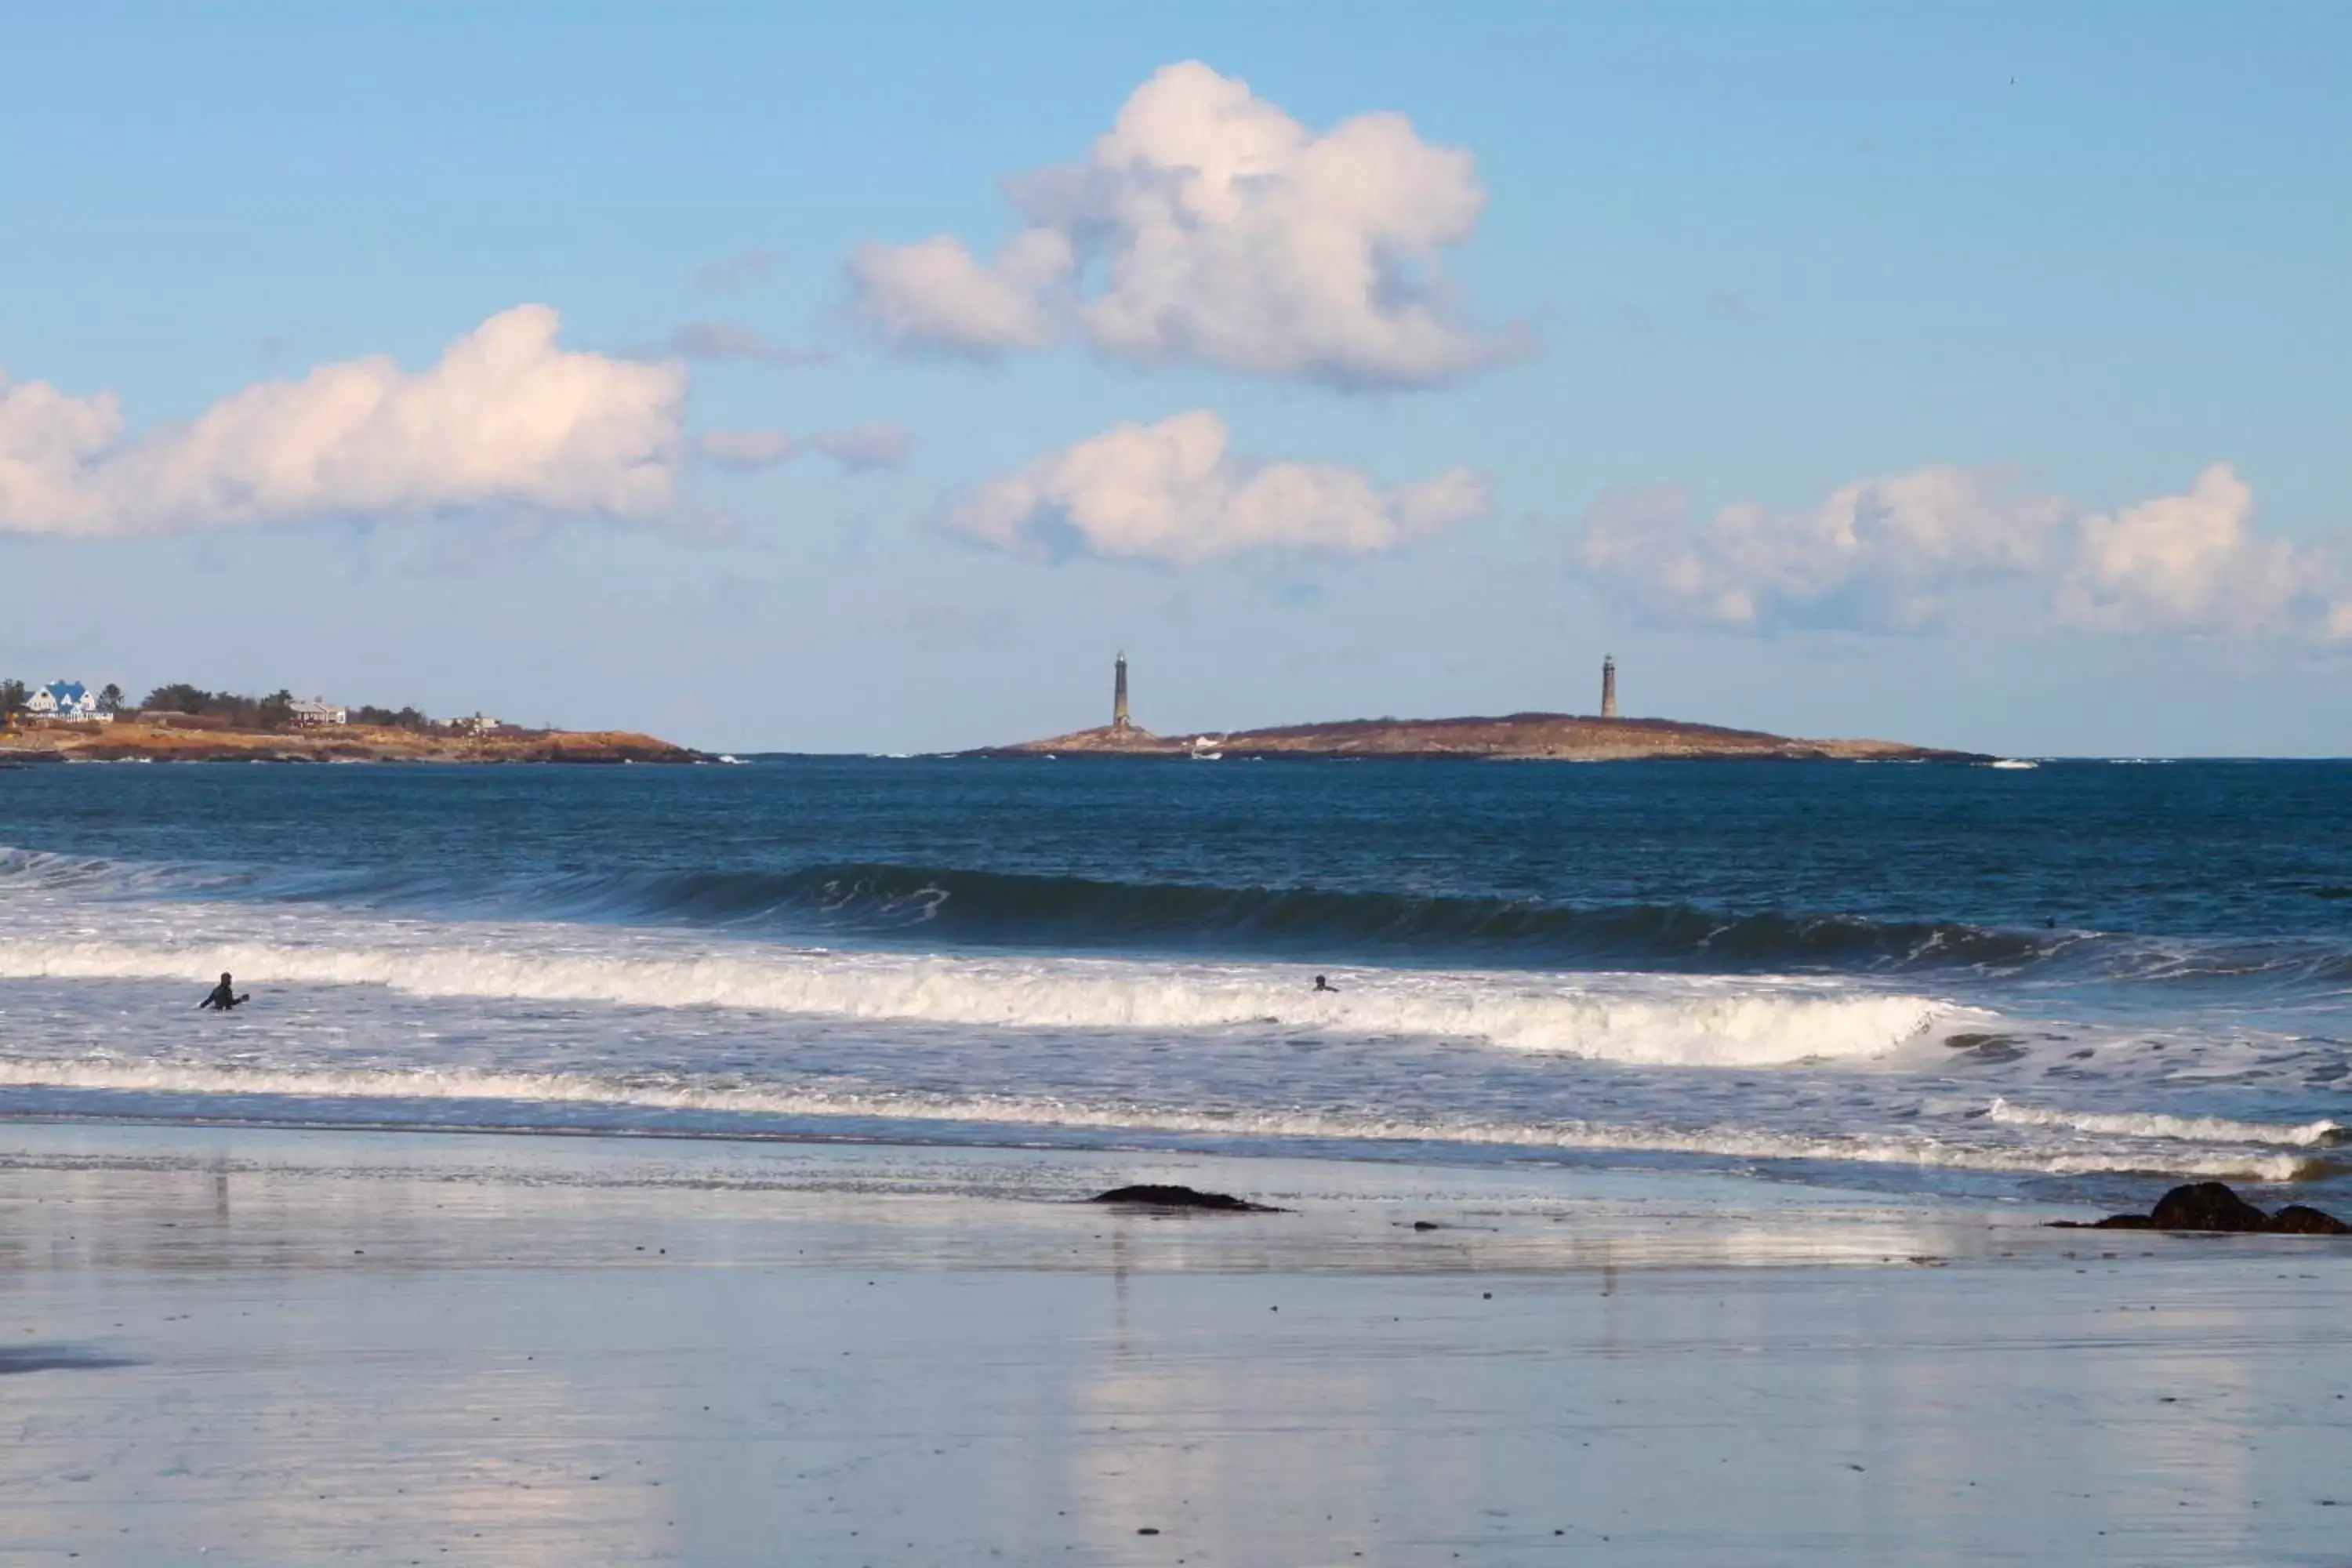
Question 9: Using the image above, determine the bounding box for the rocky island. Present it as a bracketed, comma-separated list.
[983, 655, 1982, 764]
[990, 713, 1976, 763]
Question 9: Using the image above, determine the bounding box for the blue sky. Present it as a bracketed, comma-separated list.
[2, 2, 2346, 753]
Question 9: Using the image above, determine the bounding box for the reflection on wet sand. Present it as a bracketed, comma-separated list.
[0, 1344, 143, 1375]
[2, 1123, 2347, 1565]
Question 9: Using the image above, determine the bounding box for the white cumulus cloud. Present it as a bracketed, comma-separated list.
[848, 61, 1523, 389]
[846, 232, 1070, 359]
[1577, 466, 2071, 633]
[936, 409, 1487, 566]
[0, 305, 688, 538]
[2055, 463, 2331, 636]
[1579, 459, 2351, 641]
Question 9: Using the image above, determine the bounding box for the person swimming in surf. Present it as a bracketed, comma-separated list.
[198, 972, 248, 1011]
[1313, 975, 1338, 994]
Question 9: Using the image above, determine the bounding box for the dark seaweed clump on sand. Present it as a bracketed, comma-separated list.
[1089, 1185, 1285, 1213]
[2052, 1181, 2349, 1234]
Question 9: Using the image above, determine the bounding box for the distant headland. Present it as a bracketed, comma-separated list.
[0, 679, 696, 764]
[980, 653, 1984, 764]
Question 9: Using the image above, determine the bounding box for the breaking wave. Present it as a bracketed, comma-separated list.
[0, 1058, 2324, 1182]
[0, 845, 2098, 975]
[13, 844, 2352, 989]
[1988, 1097, 2349, 1149]
[0, 937, 1964, 1066]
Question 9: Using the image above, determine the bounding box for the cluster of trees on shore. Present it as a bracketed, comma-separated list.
[141, 685, 439, 730]
[136, 684, 433, 730]
[1, 678, 437, 732]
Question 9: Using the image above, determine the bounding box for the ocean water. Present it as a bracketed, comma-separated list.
[2, 756, 2348, 1210]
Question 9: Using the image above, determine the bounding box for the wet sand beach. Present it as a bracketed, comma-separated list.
[5, 1123, 2349, 1566]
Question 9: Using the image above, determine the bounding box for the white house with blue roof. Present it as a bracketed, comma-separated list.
[24, 681, 110, 722]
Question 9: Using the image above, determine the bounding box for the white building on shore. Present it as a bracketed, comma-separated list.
[289, 697, 348, 726]
[24, 681, 110, 722]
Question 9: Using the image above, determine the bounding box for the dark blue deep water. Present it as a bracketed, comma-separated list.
[13, 757, 2352, 964]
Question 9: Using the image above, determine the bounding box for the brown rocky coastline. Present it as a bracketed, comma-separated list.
[0, 717, 700, 765]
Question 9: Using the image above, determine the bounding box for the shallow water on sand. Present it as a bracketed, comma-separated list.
[3, 1127, 2348, 1567]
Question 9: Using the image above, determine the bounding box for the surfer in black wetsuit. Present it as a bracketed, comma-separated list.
[198, 972, 248, 1011]
[1313, 975, 1338, 994]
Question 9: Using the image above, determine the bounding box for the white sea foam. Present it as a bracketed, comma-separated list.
[1988, 1097, 2347, 1149]
[7, 852, 2342, 1192]
[0, 938, 1964, 1067]
[0, 1057, 2323, 1182]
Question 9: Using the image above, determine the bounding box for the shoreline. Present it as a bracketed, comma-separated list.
[1, 1098, 2336, 1203]
[12, 1113, 2352, 1264]
[9, 1116, 2336, 1269]
[5, 1120, 2349, 1565]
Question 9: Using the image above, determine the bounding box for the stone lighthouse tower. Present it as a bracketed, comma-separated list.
[1601, 654, 1618, 719]
[1112, 652, 1131, 731]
